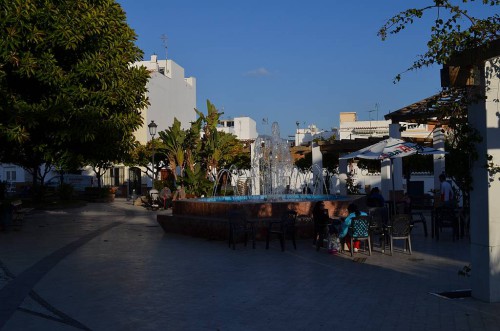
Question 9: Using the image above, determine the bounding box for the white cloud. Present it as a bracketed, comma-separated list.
[244, 67, 271, 77]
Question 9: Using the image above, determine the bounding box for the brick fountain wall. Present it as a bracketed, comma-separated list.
[157, 195, 367, 241]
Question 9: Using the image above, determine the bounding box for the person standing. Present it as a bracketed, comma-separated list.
[312, 201, 330, 251]
[439, 173, 454, 206]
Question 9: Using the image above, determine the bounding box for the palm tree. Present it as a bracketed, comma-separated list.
[184, 118, 202, 173]
[159, 118, 186, 181]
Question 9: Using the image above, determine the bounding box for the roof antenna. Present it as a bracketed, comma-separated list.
[161, 34, 168, 60]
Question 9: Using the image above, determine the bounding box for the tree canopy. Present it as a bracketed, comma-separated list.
[379, 0, 500, 82]
[0, 0, 149, 184]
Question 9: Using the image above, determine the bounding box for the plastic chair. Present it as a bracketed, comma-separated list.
[368, 207, 389, 252]
[347, 215, 372, 256]
[266, 210, 297, 251]
[434, 206, 459, 241]
[228, 210, 255, 250]
[404, 198, 428, 237]
[410, 211, 428, 237]
[387, 214, 413, 255]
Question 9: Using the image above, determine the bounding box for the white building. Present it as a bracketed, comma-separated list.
[101, 55, 197, 194]
[132, 54, 196, 143]
[0, 164, 28, 193]
[217, 116, 258, 141]
[294, 124, 338, 146]
[339, 112, 432, 140]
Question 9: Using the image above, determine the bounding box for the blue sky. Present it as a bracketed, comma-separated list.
[117, 0, 494, 137]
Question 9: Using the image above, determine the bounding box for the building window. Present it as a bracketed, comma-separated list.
[103, 167, 124, 186]
[6, 170, 16, 181]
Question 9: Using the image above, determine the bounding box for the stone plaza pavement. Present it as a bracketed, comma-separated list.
[1, 198, 500, 331]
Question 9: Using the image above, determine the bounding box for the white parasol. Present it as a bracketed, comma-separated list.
[340, 138, 446, 213]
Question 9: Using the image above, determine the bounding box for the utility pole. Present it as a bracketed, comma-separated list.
[367, 103, 380, 134]
[161, 34, 168, 60]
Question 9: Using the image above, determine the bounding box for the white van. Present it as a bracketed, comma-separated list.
[45, 175, 95, 192]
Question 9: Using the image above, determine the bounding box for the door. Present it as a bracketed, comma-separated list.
[128, 167, 142, 195]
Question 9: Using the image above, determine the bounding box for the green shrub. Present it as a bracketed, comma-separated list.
[84, 187, 114, 199]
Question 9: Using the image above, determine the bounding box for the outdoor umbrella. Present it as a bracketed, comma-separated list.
[339, 137, 446, 213]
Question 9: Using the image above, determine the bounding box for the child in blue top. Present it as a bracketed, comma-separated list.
[339, 203, 367, 251]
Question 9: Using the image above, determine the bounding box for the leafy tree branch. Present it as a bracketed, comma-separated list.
[378, 0, 500, 82]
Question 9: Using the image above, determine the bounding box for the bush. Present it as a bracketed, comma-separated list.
[84, 187, 115, 201]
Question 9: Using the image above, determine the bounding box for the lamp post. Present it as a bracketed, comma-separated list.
[148, 120, 158, 183]
[295, 121, 300, 146]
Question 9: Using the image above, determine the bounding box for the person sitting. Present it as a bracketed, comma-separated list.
[367, 187, 385, 207]
[312, 201, 330, 251]
[172, 185, 186, 201]
[339, 203, 367, 252]
[149, 188, 160, 209]
[159, 185, 172, 209]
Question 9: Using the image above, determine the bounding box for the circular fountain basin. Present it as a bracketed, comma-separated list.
[159, 194, 367, 240]
[174, 194, 352, 219]
[199, 194, 338, 203]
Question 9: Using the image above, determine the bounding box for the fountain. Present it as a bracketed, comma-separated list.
[251, 122, 293, 195]
[157, 122, 366, 240]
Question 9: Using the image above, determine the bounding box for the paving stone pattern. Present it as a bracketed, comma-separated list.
[0, 199, 499, 331]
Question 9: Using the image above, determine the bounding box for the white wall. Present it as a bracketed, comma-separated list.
[295, 125, 337, 146]
[348, 165, 436, 195]
[0, 164, 28, 188]
[469, 54, 500, 302]
[133, 56, 196, 144]
[129, 55, 197, 189]
[339, 119, 432, 140]
[217, 117, 258, 140]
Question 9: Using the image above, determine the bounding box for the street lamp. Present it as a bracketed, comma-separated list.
[148, 120, 158, 181]
[295, 121, 300, 146]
